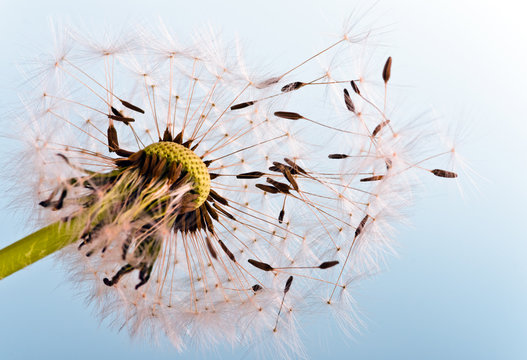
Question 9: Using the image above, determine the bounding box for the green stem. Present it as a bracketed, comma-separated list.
[0, 215, 87, 280]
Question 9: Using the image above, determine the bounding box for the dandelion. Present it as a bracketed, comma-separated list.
[0, 21, 459, 356]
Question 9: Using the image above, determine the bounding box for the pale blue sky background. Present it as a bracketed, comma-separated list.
[0, 0, 525, 359]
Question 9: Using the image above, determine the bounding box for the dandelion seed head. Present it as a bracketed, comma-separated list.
[5, 18, 462, 356]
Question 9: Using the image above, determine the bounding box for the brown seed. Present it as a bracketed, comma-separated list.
[255, 184, 280, 194]
[189, 211, 199, 232]
[266, 178, 291, 194]
[328, 154, 349, 159]
[205, 201, 219, 221]
[319, 260, 340, 269]
[163, 127, 173, 141]
[284, 276, 293, 294]
[140, 154, 152, 175]
[274, 111, 304, 120]
[194, 206, 203, 231]
[212, 203, 236, 220]
[107, 124, 119, 152]
[56, 153, 70, 165]
[115, 148, 134, 157]
[178, 213, 188, 233]
[271, 163, 298, 175]
[111, 106, 122, 117]
[248, 259, 274, 271]
[343, 88, 355, 113]
[372, 120, 391, 137]
[209, 189, 229, 206]
[431, 169, 458, 178]
[385, 158, 393, 170]
[205, 237, 217, 259]
[127, 150, 144, 164]
[351, 80, 361, 95]
[274, 276, 293, 331]
[218, 240, 236, 262]
[256, 76, 281, 89]
[355, 215, 369, 238]
[54, 189, 67, 210]
[236, 171, 265, 179]
[269, 165, 284, 173]
[175, 173, 192, 190]
[282, 168, 299, 191]
[284, 158, 307, 175]
[120, 99, 145, 114]
[141, 154, 156, 175]
[360, 175, 385, 182]
[151, 156, 167, 178]
[108, 114, 135, 124]
[382, 56, 392, 83]
[173, 131, 183, 144]
[39, 193, 54, 208]
[278, 209, 285, 224]
[168, 162, 182, 182]
[103, 264, 134, 287]
[252, 284, 263, 292]
[202, 210, 215, 233]
[281, 82, 305, 92]
[230, 101, 255, 111]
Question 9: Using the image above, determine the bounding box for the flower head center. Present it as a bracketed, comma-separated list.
[143, 141, 210, 208]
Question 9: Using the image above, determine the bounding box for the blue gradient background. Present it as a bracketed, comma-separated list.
[0, 1, 525, 359]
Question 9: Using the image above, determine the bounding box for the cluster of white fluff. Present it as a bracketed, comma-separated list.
[13, 20, 459, 358]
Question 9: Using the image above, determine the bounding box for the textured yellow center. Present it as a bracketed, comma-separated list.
[143, 141, 210, 207]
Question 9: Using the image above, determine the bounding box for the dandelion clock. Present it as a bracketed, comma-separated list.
[0, 19, 460, 357]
